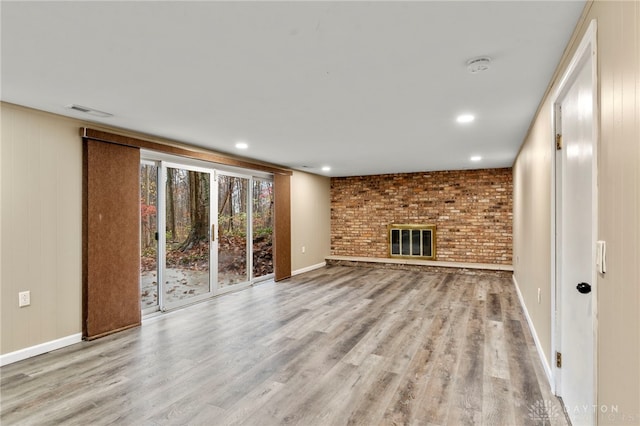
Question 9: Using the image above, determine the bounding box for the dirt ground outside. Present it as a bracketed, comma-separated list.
[140, 268, 250, 308]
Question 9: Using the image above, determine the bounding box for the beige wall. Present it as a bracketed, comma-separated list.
[513, 95, 554, 363]
[1, 104, 84, 354]
[1, 103, 332, 357]
[290, 170, 331, 272]
[514, 1, 640, 422]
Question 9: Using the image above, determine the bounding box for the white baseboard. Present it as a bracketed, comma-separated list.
[512, 274, 553, 386]
[0, 333, 82, 367]
[292, 261, 326, 276]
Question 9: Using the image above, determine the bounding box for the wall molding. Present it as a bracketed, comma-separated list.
[0, 333, 83, 367]
[292, 262, 326, 276]
[512, 274, 553, 388]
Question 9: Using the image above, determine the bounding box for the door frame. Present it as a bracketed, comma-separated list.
[550, 19, 598, 400]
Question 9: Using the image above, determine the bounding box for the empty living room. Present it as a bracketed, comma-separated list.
[1, 1, 639, 425]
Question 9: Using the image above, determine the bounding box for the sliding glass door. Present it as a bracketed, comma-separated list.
[162, 164, 214, 309]
[217, 173, 250, 289]
[140, 162, 159, 314]
[140, 157, 273, 313]
[252, 178, 274, 280]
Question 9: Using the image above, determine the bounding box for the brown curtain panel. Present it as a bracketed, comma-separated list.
[83, 139, 141, 340]
[274, 173, 292, 281]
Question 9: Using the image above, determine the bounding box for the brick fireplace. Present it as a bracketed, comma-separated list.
[330, 168, 512, 265]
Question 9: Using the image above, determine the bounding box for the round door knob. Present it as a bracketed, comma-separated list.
[576, 282, 592, 294]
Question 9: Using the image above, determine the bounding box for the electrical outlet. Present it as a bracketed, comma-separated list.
[537, 288, 541, 304]
[19, 291, 31, 307]
[301, 246, 306, 254]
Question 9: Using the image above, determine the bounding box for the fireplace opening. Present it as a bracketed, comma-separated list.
[389, 224, 436, 260]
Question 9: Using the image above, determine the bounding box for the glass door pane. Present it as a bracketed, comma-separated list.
[252, 178, 274, 279]
[217, 174, 249, 288]
[140, 162, 159, 313]
[164, 166, 212, 307]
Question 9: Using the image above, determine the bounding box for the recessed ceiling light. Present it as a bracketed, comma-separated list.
[321, 166, 331, 172]
[470, 155, 482, 162]
[456, 114, 475, 124]
[235, 142, 249, 150]
[65, 104, 113, 118]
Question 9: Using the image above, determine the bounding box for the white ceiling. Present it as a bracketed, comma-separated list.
[1, 1, 585, 177]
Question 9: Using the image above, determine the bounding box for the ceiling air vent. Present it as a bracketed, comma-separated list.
[66, 104, 113, 118]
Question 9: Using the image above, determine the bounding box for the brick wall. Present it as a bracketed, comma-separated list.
[331, 168, 513, 265]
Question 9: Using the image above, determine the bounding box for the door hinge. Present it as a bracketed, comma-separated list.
[556, 351, 562, 368]
[556, 133, 563, 150]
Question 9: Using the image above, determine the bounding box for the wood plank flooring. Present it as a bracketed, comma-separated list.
[0, 266, 567, 425]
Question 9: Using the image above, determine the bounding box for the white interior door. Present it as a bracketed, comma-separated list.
[555, 22, 597, 426]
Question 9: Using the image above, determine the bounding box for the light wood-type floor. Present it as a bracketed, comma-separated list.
[1, 266, 568, 425]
